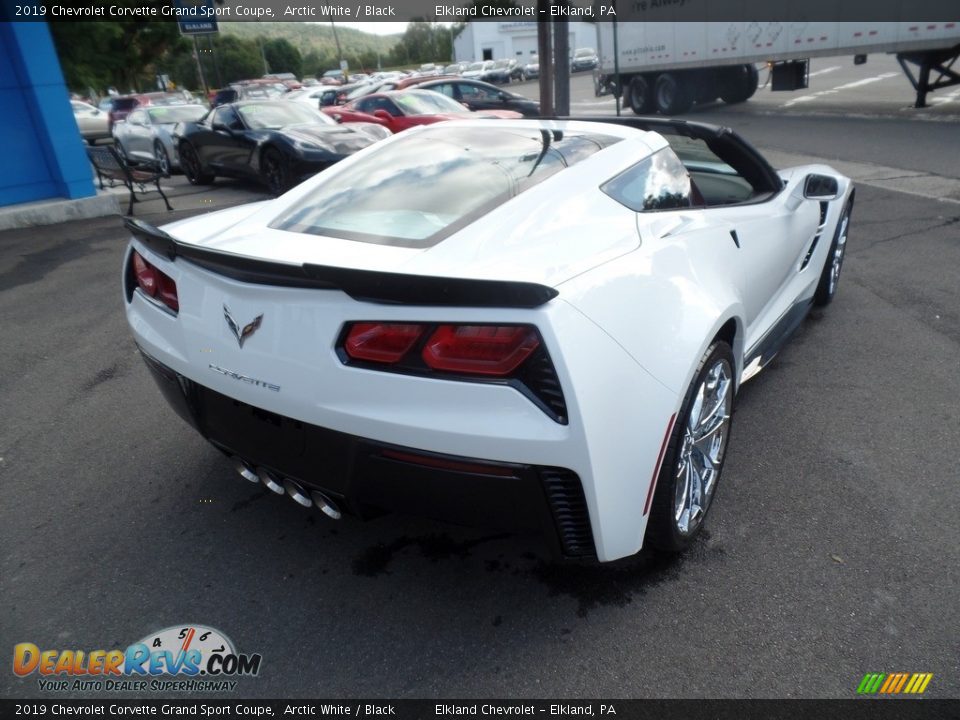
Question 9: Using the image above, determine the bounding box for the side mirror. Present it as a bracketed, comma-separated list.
[331, 114, 343, 124]
[804, 174, 839, 200]
[212, 121, 228, 133]
[372, 109, 394, 121]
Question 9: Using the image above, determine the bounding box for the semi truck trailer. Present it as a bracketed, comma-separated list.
[594, 21, 960, 114]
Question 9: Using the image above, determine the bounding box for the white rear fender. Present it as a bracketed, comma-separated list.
[547, 301, 679, 561]
[557, 224, 746, 399]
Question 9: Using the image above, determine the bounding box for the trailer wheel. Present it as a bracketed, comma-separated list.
[628, 76, 653, 114]
[654, 73, 694, 115]
[719, 64, 760, 104]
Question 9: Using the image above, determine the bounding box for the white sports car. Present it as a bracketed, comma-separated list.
[123, 118, 853, 563]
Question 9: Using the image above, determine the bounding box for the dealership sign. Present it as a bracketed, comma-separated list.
[174, 0, 218, 35]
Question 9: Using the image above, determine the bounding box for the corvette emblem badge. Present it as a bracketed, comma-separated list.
[224, 305, 263, 349]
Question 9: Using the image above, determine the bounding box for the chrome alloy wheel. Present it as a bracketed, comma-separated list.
[674, 359, 733, 535]
[828, 213, 850, 297]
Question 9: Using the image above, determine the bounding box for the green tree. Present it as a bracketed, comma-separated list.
[213, 36, 266, 84]
[388, 21, 455, 66]
[262, 38, 302, 78]
[302, 49, 335, 79]
[50, 19, 182, 94]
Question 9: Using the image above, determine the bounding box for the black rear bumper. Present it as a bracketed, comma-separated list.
[139, 349, 596, 560]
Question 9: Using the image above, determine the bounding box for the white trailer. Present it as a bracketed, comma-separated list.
[595, 21, 960, 114]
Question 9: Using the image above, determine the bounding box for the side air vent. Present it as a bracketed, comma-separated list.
[540, 468, 595, 558]
[801, 201, 831, 271]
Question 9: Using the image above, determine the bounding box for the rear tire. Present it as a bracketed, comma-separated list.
[628, 76, 653, 115]
[719, 64, 760, 104]
[261, 147, 290, 196]
[646, 341, 735, 552]
[153, 141, 171, 176]
[179, 142, 215, 185]
[814, 200, 853, 307]
[653, 73, 694, 115]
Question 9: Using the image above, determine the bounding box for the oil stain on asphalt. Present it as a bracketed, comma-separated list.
[351, 532, 688, 618]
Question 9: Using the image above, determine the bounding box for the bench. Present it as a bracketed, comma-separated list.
[86, 144, 173, 216]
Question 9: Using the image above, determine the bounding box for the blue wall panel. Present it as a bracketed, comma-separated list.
[0, 22, 96, 207]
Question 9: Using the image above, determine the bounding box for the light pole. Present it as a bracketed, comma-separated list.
[258, 37, 269, 75]
[330, 19, 344, 77]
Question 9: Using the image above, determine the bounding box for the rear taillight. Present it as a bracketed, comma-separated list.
[339, 321, 565, 423]
[342, 322, 539, 377]
[422, 325, 540, 376]
[344, 323, 424, 363]
[131, 250, 179, 313]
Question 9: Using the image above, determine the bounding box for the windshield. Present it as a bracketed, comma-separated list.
[346, 82, 382, 101]
[237, 102, 331, 129]
[575, 48, 595, 57]
[467, 62, 484, 71]
[528, 56, 539, 65]
[270, 125, 621, 248]
[393, 91, 467, 116]
[147, 105, 206, 124]
[494, 60, 511, 68]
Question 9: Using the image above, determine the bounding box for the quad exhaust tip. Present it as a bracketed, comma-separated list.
[283, 478, 313, 508]
[256, 467, 285, 495]
[311, 490, 342, 520]
[229, 456, 341, 519]
[231, 456, 259, 484]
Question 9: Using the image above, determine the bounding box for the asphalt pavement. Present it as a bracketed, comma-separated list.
[1, 65, 959, 700]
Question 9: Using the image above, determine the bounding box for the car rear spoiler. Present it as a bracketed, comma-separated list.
[124, 218, 558, 309]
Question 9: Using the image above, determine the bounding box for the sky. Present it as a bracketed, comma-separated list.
[329, 22, 410, 35]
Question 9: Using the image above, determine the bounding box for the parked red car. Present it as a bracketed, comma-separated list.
[322, 89, 522, 134]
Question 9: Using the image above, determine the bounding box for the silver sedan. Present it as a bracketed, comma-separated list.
[72, 101, 110, 144]
[112, 104, 207, 174]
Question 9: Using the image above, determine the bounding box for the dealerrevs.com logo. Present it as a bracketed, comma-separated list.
[13, 624, 262, 692]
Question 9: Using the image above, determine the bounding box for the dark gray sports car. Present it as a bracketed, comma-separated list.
[175, 101, 391, 195]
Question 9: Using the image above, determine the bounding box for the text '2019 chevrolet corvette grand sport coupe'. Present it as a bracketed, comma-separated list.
[124, 118, 853, 562]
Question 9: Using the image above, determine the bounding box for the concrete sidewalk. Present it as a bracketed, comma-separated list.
[0, 173, 271, 232]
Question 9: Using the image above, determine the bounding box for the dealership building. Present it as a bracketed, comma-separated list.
[454, 21, 600, 63]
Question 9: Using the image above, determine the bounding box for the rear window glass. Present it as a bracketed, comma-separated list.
[602, 147, 692, 212]
[271, 126, 621, 248]
[112, 98, 138, 110]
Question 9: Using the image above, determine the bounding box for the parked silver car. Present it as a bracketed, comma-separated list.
[522, 55, 540, 81]
[111, 104, 207, 174]
[72, 101, 110, 144]
[571, 47, 599, 72]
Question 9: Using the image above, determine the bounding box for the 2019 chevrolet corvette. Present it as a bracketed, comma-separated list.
[124, 118, 853, 562]
[175, 101, 391, 195]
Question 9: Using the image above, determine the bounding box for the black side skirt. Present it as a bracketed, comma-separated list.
[743, 297, 814, 374]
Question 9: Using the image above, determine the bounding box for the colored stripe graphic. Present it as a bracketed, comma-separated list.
[857, 672, 932, 694]
[879, 674, 897, 693]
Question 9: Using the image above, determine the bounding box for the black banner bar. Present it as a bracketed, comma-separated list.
[1, 700, 959, 720]
[2, 0, 960, 23]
